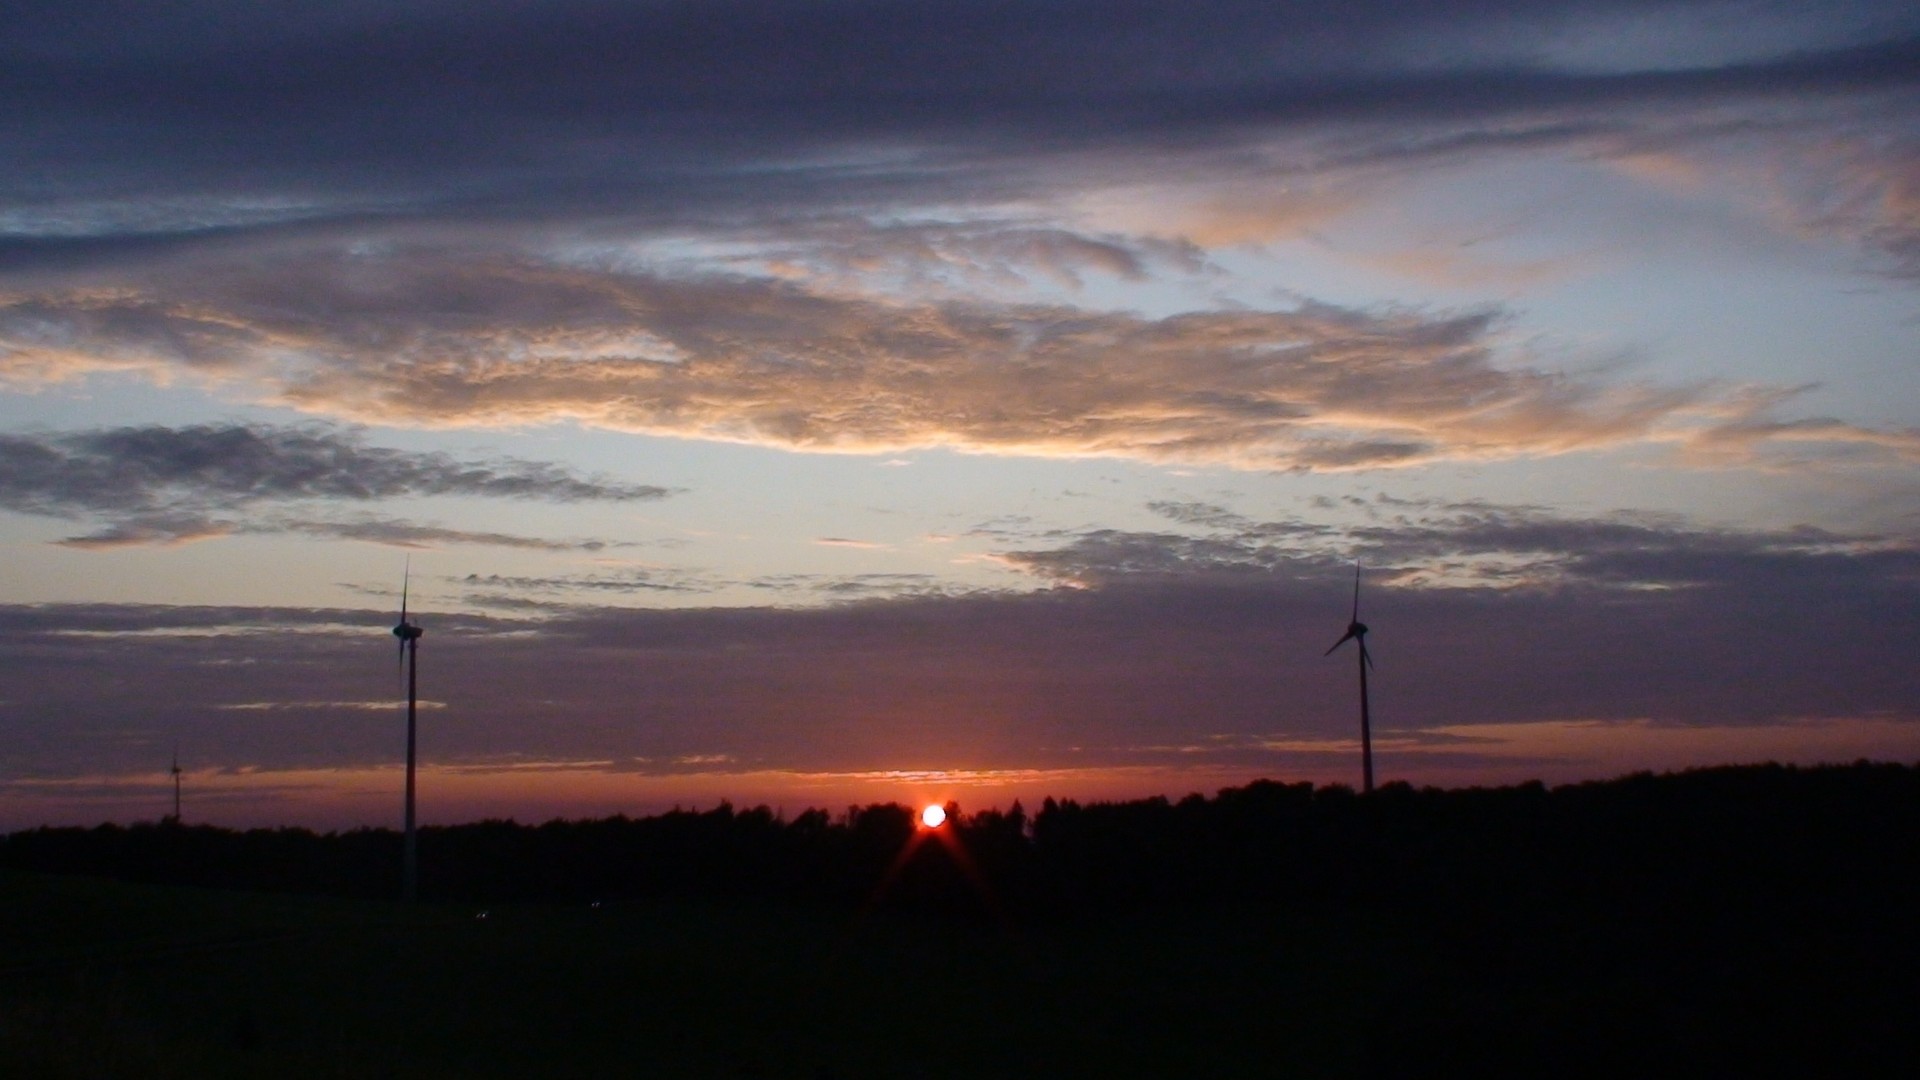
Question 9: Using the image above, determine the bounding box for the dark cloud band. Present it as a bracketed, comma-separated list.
[0, 422, 671, 547]
[1, 505, 1914, 783]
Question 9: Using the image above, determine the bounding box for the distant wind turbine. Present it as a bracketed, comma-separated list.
[392, 562, 425, 902]
[1323, 564, 1375, 794]
[168, 744, 182, 824]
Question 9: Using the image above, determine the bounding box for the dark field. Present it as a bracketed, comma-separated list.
[2, 874, 1390, 1078]
[4, 764, 1917, 1078]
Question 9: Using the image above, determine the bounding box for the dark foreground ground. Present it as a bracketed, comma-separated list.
[4, 764, 1917, 1077]
[5, 874, 1384, 1078]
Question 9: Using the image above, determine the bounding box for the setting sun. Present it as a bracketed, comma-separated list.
[920, 804, 946, 829]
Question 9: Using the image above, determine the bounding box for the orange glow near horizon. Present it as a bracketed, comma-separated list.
[0, 761, 1291, 832]
[6, 713, 1919, 832]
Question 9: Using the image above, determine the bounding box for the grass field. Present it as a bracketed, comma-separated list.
[1, 869, 1395, 1078]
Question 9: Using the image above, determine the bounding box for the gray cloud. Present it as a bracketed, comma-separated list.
[460, 570, 716, 597]
[0, 422, 666, 510]
[452, 568, 971, 609]
[0, 2, 1912, 282]
[272, 517, 620, 552]
[2, 507, 1915, 794]
[50, 514, 623, 553]
[50, 514, 237, 550]
[0, 422, 672, 547]
[1002, 497, 1920, 593]
[3, 3, 1912, 190]
[746, 572, 959, 600]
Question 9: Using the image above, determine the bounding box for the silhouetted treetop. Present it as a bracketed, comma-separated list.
[5, 763, 1915, 925]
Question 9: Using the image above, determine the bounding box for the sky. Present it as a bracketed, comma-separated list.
[3, 0, 1918, 830]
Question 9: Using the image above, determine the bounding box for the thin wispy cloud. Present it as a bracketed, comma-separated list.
[459, 569, 719, 600]
[274, 517, 626, 552]
[217, 700, 446, 713]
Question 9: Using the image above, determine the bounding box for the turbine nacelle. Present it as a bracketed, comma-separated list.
[393, 619, 422, 675]
[1324, 620, 1369, 655]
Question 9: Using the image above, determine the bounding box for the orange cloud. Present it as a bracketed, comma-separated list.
[3, 247, 1910, 474]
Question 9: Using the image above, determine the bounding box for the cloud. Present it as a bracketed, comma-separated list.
[0, 3, 1911, 284]
[4, 3, 1913, 194]
[51, 514, 236, 550]
[10, 249, 1910, 473]
[44, 513, 628, 552]
[0, 422, 671, 547]
[0, 422, 666, 509]
[747, 572, 958, 600]
[2, 508, 1915, 797]
[1775, 137, 1920, 279]
[272, 517, 621, 552]
[2, 5, 1916, 489]
[451, 566, 965, 608]
[730, 220, 1201, 294]
[1587, 120, 1920, 282]
[460, 569, 718, 598]
[216, 700, 444, 713]
[995, 497, 1920, 593]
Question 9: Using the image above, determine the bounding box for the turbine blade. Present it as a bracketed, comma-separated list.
[1351, 564, 1362, 622]
[1361, 641, 1374, 670]
[1324, 630, 1358, 655]
[396, 556, 413, 687]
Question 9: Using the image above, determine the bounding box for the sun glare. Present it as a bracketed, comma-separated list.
[920, 804, 946, 828]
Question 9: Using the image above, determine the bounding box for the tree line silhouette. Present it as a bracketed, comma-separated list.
[7, 762, 1915, 925]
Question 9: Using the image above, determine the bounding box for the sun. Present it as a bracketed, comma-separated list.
[920, 804, 947, 829]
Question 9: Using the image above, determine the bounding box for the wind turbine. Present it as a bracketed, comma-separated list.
[168, 744, 182, 824]
[392, 563, 425, 901]
[1324, 564, 1375, 794]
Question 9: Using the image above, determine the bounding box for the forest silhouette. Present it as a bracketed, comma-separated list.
[5, 762, 1916, 1075]
[9, 763, 1915, 916]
